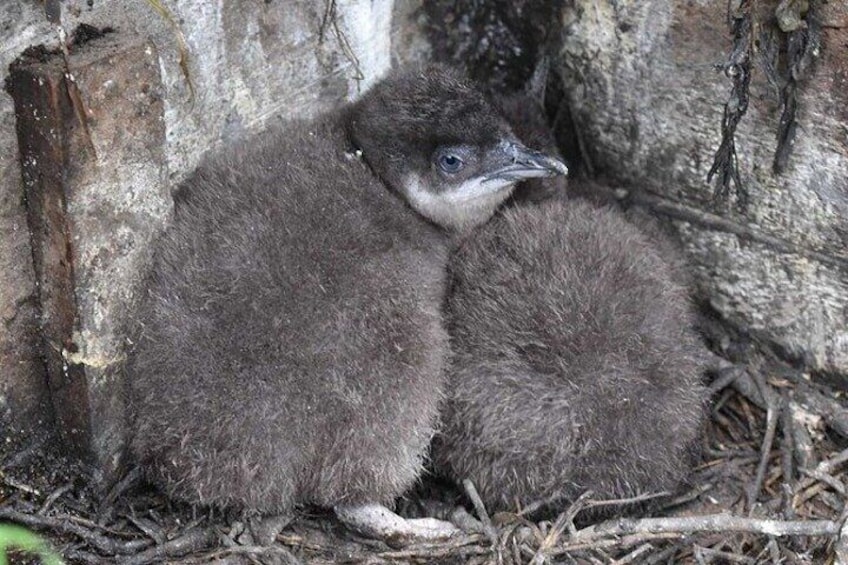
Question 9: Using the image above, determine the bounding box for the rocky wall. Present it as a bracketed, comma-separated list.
[555, 0, 848, 376]
[0, 0, 397, 472]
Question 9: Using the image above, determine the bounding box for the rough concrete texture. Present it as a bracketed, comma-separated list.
[1, 0, 395, 458]
[555, 0, 848, 375]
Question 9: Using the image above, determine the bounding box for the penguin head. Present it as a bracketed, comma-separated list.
[346, 65, 568, 232]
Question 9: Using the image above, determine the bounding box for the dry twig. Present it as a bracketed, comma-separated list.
[462, 479, 498, 548]
[0, 507, 152, 555]
[574, 514, 840, 541]
[747, 375, 781, 512]
[118, 527, 218, 565]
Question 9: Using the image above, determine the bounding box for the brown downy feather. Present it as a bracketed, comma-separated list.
[434, 197, 709, 519]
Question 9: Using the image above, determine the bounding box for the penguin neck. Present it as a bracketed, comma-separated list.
[399, 173, 514, 234]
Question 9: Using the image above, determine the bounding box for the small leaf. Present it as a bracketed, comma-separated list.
[0, 523, 64, 565]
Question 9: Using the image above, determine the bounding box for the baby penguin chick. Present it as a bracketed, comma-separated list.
[433, 197, 708, 519]
[126, 64, 567, 543]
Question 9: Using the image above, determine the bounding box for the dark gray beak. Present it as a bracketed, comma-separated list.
[483, 141, 569, 183]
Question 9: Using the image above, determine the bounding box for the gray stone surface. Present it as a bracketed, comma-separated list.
[391, 0, 431, 67]
[9, 33, 169, 476]
[0, 95, 51, 443]
[1, 0, 395, 462]
[0, 0, 54, 443]
[555, 0, 848, 375]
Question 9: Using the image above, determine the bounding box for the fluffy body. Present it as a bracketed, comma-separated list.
[127, 115, 450, 513]
[434, 198, 708, 515]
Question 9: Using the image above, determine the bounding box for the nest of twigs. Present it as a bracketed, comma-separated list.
[2, 307, 848, 564]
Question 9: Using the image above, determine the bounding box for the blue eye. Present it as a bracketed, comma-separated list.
[437, 152, 465, 174]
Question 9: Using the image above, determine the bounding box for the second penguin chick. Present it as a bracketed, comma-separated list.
[433, 198, 708, 518]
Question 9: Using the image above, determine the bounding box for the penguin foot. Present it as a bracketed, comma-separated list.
[247, 513, 294, 545]
[334, 503, 460, 546]
[449, 505, 486, 534]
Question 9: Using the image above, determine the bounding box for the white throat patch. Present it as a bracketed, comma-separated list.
[401, 174, 515, 232]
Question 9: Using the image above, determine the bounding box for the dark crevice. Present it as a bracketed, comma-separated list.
[423, 0, 568, 92]
[70, 23, 115, 46]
